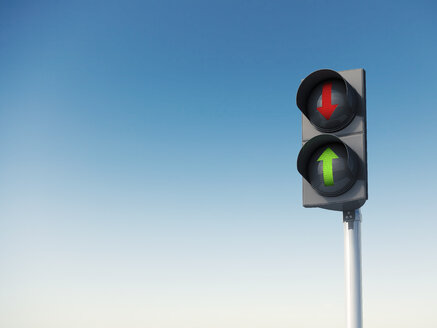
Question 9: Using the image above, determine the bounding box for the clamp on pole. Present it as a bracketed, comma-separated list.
[343, 209, 362, 222]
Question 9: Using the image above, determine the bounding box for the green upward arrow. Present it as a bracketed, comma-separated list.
[317, 147, 339, 186]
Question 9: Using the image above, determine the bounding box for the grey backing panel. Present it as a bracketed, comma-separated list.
[301, 68, 368, 211]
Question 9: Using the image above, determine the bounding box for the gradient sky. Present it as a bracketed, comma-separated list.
[1, 1, 436, 327]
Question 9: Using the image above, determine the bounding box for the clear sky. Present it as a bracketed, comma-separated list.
[1, 1, 436, 327]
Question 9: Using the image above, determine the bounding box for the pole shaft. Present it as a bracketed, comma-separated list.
[343, 209, 363, 328]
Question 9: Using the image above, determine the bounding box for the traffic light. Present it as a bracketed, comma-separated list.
[296, 69, 367, 211]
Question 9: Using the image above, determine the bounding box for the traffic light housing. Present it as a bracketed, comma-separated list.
[296, 69, 367, 211]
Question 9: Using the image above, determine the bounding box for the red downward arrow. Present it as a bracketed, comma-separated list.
[317, 82, 338, 120]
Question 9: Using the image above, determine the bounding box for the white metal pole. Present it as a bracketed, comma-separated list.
[343, 209, 363, 328]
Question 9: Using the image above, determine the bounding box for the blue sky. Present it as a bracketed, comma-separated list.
[1, 1, 436, 327]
